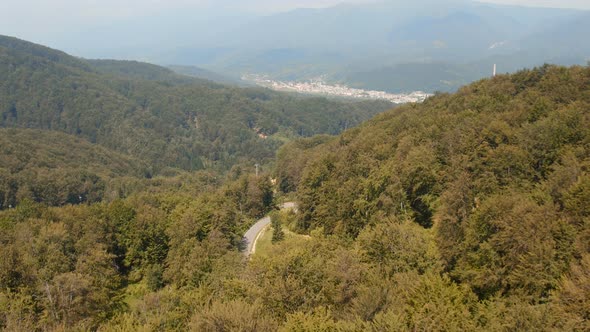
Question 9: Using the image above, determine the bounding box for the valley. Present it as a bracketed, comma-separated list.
[0, 0, 589, 330]
[243, 74, 432, 103]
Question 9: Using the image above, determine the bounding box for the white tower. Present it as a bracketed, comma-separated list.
[493, 64, 497, 77]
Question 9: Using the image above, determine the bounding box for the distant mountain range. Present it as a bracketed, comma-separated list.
[19, 0, 590, 93]
[164, 1, 590, 92]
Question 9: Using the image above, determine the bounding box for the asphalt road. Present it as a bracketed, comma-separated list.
[241, 202, 297, 256]
[242, 216, 271, 256]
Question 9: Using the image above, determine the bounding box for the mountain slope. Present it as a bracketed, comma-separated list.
[0, 35, 392, 172]
[0, 128, 148, 208]
[345, 62, 484, 93]
[168, 65, 245, 86]
[0, 35, 92, 70]
[184, 2, 588, 94]
[22, 1, 587, 93]
[87, 59, 199, 83]
[520, 12, 590, 57]
[1, 57, 589, 329]
[279, 64, 590, 301]
[285, 64, 590, 232]
[277, 65, 590, 331]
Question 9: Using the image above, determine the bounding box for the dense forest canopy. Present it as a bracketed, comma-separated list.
[0, 128, 149, 209]
[271, 64, 590, 329]
[280, 64, 590, 237]
[0, 35, 391, 174]
[1, 34, 589, 331]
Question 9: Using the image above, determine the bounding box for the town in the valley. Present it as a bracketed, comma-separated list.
[244, 74, 432, 104]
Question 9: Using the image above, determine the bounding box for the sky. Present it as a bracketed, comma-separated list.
[2, 0, 589, 28]
[482, 0, 590, 8]
[0, 0, 370, 42]
[1, 0, 589, 52]
[2, 0, 589, 22]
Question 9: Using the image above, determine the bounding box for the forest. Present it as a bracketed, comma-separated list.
[0, 128, 149, 210]
[0, 34, 589, 331]
[276, 64, 590, 330]
[0, 35, 391, 210]
[0, 35, 391, 174]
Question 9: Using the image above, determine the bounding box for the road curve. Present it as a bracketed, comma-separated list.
[241, 202, 297, 256]
[242, 216, 271, 256]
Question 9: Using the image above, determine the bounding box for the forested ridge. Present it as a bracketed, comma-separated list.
[275, 64, 590, 330]
[1, 34, 589, 331]
[0, 35, 391, 173]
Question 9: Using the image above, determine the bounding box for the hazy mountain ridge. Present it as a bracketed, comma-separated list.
[87, 59, 199, 83]
[345, 62, 482, 93]
[520, 11, 590, 55]
[168, 65, 246, 86]
[156, 1, 588, 93]
[16, 1, 587, 94]
[0, 35, 92, 71]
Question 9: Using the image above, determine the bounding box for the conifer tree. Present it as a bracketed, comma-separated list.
[271, 218, 285, 243]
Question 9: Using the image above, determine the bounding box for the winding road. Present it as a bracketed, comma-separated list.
[242, 216, 271, 256]
[241, 202, 297, 256]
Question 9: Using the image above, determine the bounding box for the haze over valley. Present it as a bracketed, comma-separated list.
[3, 0, 590, 95]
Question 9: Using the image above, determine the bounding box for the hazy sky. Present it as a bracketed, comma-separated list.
[0, 1, 374, 40]
[2, 0, 589, 22]
[482, 0, 590, 8]
[1, 0, 589, 47]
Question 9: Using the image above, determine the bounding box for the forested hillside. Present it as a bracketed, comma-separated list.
[0, 170, 276, 331]
[2, 64, 588, 331]
[168, 65, 245, 86]
[87, 59, 197, 83]
[274, 64, 590, 329]
[0, 35, 391, 174]
[0, 128, 149, 209]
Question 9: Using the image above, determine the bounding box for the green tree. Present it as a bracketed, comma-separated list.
[189, 300, 277, 332]
[553, 254, 590, 330]
[271, 217, 285, 243]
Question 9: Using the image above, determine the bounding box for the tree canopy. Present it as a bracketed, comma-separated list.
[1, 35, 589, 330]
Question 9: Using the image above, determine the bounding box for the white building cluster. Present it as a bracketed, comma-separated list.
[244, 75, 432, 104]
